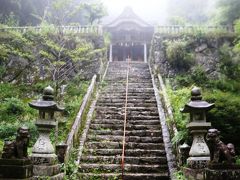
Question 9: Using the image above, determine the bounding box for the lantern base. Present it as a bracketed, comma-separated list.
[187, 156, 210, 169]
[31, 153, 57, 165]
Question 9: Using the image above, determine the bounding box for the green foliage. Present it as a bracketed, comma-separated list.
[168, 16, 187, 26]
[1, 97, 25, 116]
[174, 170, 187, 180]
[83, 3, 108, 25]
[175, 66, 209, 87]
[57, 79, 89, 143]
[236, 156, 240, 165]
[167, 86, 191, 145]
[219, 43, 240, 80]
[205, 90, 240, 152]
[167, 0, 210, 25]
[234, 19, 240, 35]
[0, 12, 19, 26]
[64, 148, 79, 179]
[165, 40, 195, 71]
[215, 0, 240, 25]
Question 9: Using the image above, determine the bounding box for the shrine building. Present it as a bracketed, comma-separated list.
[104, 7, 154, 63]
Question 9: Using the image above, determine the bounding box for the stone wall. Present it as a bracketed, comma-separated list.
[150, 33, 235, 78]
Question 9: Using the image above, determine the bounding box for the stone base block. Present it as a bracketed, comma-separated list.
[0, 159, 33, 179]
[31, 153, 57, 165]
[187, 156, 210, 169]
[33, 164, 61, 176]
[33, 173, 64, 180]
[182, 167, 204, 180]
[205, 167, 240, 180]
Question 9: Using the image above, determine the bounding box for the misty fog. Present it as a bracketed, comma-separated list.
[102, 0, 218, 25]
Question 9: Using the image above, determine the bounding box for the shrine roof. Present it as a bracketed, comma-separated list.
[106, 6, 152, 28]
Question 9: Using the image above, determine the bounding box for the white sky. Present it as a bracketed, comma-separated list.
[102, 0, 168, 25]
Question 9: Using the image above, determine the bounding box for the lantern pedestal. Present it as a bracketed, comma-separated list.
[187, 123, 211, 169]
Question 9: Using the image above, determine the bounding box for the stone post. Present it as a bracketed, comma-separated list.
[181, 87, 214, 180]
[109, 44, 113, 62]
[29, 86, 64, 179]
[144, 43, 147, 63]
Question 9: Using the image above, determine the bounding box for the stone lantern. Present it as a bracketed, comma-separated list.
[181, 87, 214, 169]
[29, 85, 64, 178]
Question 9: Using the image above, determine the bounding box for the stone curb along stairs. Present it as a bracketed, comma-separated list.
[77, 61, 176, 179]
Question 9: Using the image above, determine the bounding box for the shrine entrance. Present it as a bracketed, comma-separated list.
[112, 44, 145, 62]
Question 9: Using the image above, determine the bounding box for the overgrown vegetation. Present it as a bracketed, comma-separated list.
[0, 27, 107, 156]
[165, 21, 240, 153]
[165, 39, 195, 71]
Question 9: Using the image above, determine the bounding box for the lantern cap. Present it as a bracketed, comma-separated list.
[181, 87, 214, 113]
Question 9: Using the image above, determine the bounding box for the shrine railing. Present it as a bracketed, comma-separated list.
[0, 25, 103, 35]
[155, 25, 233, 34]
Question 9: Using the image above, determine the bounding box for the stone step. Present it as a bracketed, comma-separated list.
[77, 172, 169, 180]
[103, 88, 154, 92]
[93, 119, 160, 125]
[84, 149, 166, 157]
[90, 123, 160, 131]
[87, 135, 163, 143]
[95, 106, 158, 111]
[96, 102, 157, 108]
[96, 110, 159, 117]
[81, 155, 167, 164]
[88, 129, 162, 137]
[79, 163, 168, 173]
[94, 115, 160, 120]
[85, 141, 164, 150]
[98, 97, 156, 102]
[105, 80, 152, 83]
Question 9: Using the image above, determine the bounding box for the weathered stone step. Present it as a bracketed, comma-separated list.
[81, 156, 167, 164]
[105, 80, 152, 83]
[90, 123, 161, 130]
[88, 129, 162, 137]
[103, 88, 154, 92]
[87, 135, 163, 143]
[96, 110, 159, 117]
[77, 173, 169, 180]
[96, 102, 157, 108]
[93, 119, 160, 125]
[98, 97, 156, 102]
[94, 115, 160, 121]
[95, 106, 158, 111]
[85, 142, 164, 150]
[79, 163, 168, 173]
[84, 148, 166, 157]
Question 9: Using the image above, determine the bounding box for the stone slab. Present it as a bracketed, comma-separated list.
[182, 167, 205, 180]
[0, 159, 33, 179]
[31, 153, 57, 165]
[33, 173, 64, 180]
[205, 168, 240, 180]
[33, 164, 61, 176]
[187, 156, 210, 169]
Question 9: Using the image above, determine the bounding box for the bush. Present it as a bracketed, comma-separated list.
[165, 40, 195, 71]
[205, 90, 240, 152]
[167, 86, 192, 145]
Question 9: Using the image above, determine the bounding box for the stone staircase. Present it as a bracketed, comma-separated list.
[78, 62, 169, 179]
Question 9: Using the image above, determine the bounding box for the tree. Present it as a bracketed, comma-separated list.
[214, 0, 240, 26]
[83, 3, 107, 25]
[167, 0, 210, 25]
